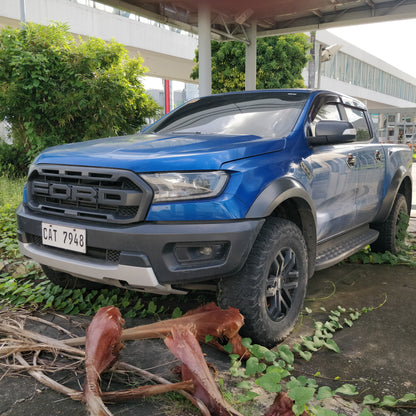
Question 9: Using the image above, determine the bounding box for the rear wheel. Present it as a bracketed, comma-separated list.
[371, 193, 408, 254]
[218, 217, 309, 347]
[41, 265, 106, 290]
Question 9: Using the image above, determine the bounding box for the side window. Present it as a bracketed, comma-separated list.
[345, 107, 371, 142]
[314, 104, 341, 122]
[310, 104, 341, 136]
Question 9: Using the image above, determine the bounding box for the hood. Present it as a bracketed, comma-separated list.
[34, 133, 286, 172]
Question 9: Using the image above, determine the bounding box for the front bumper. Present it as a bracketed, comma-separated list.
[17, 204, 263, 294]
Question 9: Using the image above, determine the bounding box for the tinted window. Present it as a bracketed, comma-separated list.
[314, 104, 341, 122]
[145, 92, 308, 138]
[345, 107, 371, 141]
[309, 103, 341, 137]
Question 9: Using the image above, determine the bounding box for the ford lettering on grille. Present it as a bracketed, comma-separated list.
[27, 166, 153, 224]
[32, 181, 141, 206]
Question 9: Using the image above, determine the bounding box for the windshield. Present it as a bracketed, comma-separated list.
[145, 91, 309, 138]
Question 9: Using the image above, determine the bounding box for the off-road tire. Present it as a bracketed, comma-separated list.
[371, 193, 408, 254]
[41, 265, 106, 290]
[218, 217, 309, 347]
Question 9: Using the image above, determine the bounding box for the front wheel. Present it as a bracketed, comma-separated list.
[218, 218, 309, 347]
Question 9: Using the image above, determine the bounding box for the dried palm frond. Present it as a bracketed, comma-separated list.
[64, 303, 248, 358]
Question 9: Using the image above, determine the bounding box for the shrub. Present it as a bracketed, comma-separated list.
[0, 22, 160, 164]
[0, 142, 30, 178]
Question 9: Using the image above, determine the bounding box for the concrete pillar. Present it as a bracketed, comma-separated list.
[317, 44, 323, 89]
[308, 31, 316, 89]
[198, 4, 212, 96]
[245, 21, 257, 90]
[20, 0, 26, 23]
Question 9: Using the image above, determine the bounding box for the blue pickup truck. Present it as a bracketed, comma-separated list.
[17, 89, 412, 346]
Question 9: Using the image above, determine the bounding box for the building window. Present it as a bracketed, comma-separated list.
[322, 51, 416, 103]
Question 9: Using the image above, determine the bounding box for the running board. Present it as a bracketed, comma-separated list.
[315, 225, 379, 271]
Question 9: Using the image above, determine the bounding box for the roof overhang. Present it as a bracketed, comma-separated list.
[101, 0, 416, 41]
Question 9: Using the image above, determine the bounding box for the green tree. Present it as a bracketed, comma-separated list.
[0, 22, 159, 168]
[191, 34, 310, 93]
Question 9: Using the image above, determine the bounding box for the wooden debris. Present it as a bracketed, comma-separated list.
[165, 325, 244, 416]
[84, 306, 125, 416]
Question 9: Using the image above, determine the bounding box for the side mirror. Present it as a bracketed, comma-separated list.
[308, 120, 356, 145]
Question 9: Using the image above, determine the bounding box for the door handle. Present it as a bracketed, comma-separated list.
[346, 154, 356, 168]
[375, 150, 382, 162]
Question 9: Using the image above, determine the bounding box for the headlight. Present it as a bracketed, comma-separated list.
[140, 171, 229, 202]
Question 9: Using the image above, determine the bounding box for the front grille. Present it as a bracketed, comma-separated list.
[28, 233, 121, 264]
[27, 165, 153, 224]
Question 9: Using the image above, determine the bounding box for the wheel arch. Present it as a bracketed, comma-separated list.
[398, 175, 412, 216]
[373, 168, 412, 224]
[246, 178, 317, 278]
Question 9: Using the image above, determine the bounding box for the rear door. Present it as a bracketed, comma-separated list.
[342, 103, 385, 225]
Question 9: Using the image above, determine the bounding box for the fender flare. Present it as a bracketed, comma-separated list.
[373, 167, 412, 224]
[245, 177, 316, 221]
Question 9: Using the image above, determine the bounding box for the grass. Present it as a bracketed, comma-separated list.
[0, 176, 26, 206]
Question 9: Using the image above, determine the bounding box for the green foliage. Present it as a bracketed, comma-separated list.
[191, 34, 310, 93]
[0, 176, 25, 206]
[0, 22, 160, 164]
[347, 213, 416, 267]
[0, 203, 20, 259]
[0, 142, 30, 178]
[0, 177, 25, 259]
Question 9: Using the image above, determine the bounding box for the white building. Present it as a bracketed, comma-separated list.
[311, 31, 416, 144]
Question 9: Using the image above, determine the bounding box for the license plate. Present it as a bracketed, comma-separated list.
[42, 222, 86, 254]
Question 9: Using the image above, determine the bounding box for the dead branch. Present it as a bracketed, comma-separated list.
[26, 314, 75, 337]
[100, 379, 193, 401]
[116, 362, 211, 416]
[0, 322, 84, 357]
[15, 352, 83, 400]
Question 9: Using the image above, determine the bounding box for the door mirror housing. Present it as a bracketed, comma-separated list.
[308, 120, 356, 145]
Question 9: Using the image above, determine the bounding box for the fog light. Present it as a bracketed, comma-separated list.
[199, 246, 213, 256]
[173, 242, 229, 265]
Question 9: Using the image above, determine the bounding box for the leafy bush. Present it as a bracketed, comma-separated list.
[0, 22, 160, 164]
[0, 142, 30, 178]
[0, 203, 20, 259]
